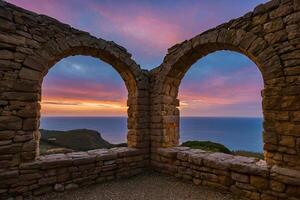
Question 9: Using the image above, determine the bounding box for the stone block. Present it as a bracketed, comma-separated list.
[271, 165, 300, 185]
[284, 11, 300, 25]
[0, 7, 12, 20]
[0, 131, 15, 140]
[279, 136, 295, 148]
[264, 30, 287, 44]
[295, 0, 300, 11]
[23, 57, 45, 72]
[157, 148, 178, 159]
[33, 186, 52, 196]
[14, 133, 33, 142]
[23, 118, 39, 131]
[9, 185, 29, 194]
[65, 183, 79, 190]
[1, 92, 39, 101]
[250, 176, 269, 190]
[19, 173, 42, 181]
[0, 50, 14, 59]
[270, 4, 293, 19]
[231, 172, 249, 183]
[54, 184, 64, 192]
[270, 180, 285, 192]
[72, 156, 96, 165]
[41, 158, 73, 169]
[264, 18, 284, 33]
[0, 33, 25, 45]
[0, 116, 22, 130]
[38, 177, 56, 185]
[0, 143, 21, 154]
[286, 185, 300, 198]
[22, 140, 36, 152]
[235, 182, 256, 191]
[0, 170, 18, 179]
[19, 68, 42, 81]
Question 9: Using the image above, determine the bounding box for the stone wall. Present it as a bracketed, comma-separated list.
[0, 1, 150, 170]
[0, 147, 148, 199]
[1, 0, 300, 199]
[153, 147, 300, 200]
[150, 0, 300, 170]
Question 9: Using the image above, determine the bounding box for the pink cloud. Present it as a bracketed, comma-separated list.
[6, 0, 245, 67]
[180, 65, 262, 100]
[90, 5, 186, 55]
[42, 85, 126, 103]
[6, 0, 78, 25]
[179, 65, 263, 116]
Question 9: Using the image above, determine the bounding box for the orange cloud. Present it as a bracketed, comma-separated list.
[41, 98, 127, 117]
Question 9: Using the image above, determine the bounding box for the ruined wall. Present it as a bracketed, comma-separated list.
[0, 1, 150, 169]
[1, 147, 148, 199]
[153, 147, 300, 200]
[150, 0, 300, 170]
[0, 1, 150, 198]
[1, 0, 300, 199]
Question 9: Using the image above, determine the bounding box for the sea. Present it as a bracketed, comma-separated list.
[40, 117, 263, 153]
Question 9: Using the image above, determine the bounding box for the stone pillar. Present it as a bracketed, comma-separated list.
[127, 70, 150, 151]
[263, 84, 300, 170]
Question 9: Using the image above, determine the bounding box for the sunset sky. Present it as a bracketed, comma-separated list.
[7, 0, 267, 117]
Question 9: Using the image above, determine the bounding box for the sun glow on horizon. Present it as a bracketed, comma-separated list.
[41, 99, 127, 117]
[41, 55, 128, 117]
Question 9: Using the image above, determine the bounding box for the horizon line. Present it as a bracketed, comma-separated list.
[42, 115, 263, 118]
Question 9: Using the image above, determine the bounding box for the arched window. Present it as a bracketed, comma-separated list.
[39, 56, 128, 155]
[179, 51, 264, 157]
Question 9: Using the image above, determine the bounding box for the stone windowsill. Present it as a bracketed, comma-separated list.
[20, 147, 146, 170]
[156, 147, 300, 186]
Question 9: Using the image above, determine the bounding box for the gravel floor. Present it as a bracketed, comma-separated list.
[39, 171, 245, 200]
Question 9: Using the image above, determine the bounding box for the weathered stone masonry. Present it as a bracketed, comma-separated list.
[0, 0, 300, 199]
[151, 0, 300, 170]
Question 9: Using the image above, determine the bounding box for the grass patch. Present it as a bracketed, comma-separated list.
[233, 150, 264, 159]
[181, 140, 231, 154]
[39, 129, 127, 155]
[181, 140, 264, 160]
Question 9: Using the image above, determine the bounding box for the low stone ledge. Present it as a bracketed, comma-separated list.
[38, 154, 73, 170]
[87, 149, 118, 161]
[157, 147, 181, 158]
[271, 165, 300, 185]
[110, 147, 147, 157]
[0, 147, 148, 199]
[229, 157, 269, 177]
[157, 147, 269, 176]
[154, 147, 300, 200]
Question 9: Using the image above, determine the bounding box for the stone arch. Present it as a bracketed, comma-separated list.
[21, 35, 140, 96]
[159, 28, 283, 85]
[19, 34, 147, 159]
[150, 28, 285, 167]
[0, 1, 150, 170]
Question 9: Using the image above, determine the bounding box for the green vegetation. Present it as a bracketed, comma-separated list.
[181, 140, 263, 159]
[40, 129, 127, 155]
[232, 150, 264, 159]
[40, 129, 264, 160]
[181, 140, 231, 153]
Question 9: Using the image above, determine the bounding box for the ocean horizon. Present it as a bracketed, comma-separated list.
[40, 116, 263, 153]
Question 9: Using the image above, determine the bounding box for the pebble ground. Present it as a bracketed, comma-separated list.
[39, 171, 246, 200]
